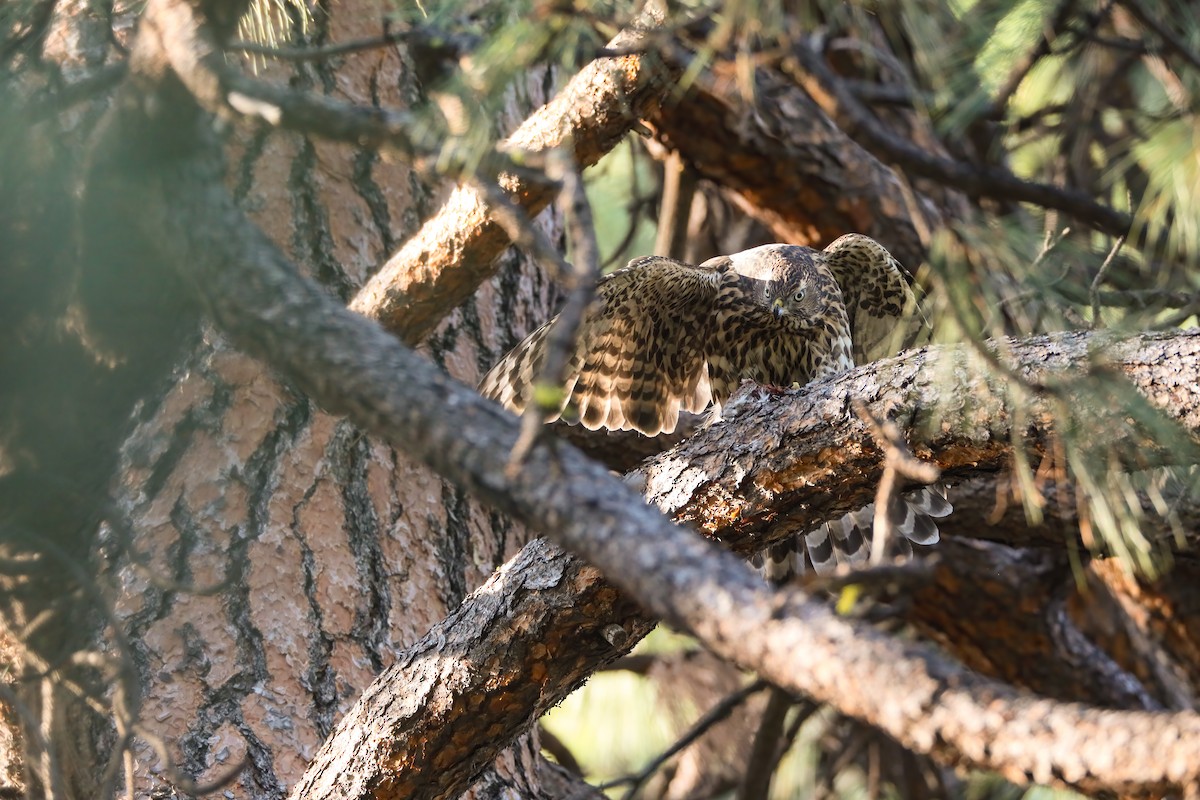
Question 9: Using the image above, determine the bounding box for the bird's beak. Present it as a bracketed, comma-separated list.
[772, 297, 784, 319]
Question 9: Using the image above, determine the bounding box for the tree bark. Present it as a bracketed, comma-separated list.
[269, 329, 1200, 800]
[13, 1, 683, 796]
[649, 57, 950, 265]
[142, 126, 1200, 796]
[3, 0, 562, 797]
[7, 2, 1200, 798]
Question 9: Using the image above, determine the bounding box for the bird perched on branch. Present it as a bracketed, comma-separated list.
[479, 233, 949, 576]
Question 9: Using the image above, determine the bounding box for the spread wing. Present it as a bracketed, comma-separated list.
[822, 234, 926, 364]
[478, 256, 727, 437]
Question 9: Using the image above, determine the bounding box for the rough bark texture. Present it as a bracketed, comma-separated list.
[650, 59, 946, 266]
[290, 543, 651, 800]
[134, 112, 1200, 796]
[270, 330, 1200, 800]
[54, 0, 557, 796]
[638, 330, 1200, 549]
[348, 13, 680, 344]
[15, 0, 682, 796]
[7, 1, 1200, 798]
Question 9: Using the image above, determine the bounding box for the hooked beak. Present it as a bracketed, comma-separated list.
[772, 297, 785, 319]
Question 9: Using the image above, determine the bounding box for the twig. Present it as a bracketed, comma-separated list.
[780, 698, 817, 753]
[1090, 235, 1127, 329]
[1034, 226, 1072, 271]
[227, 26, 479, 62]
[851, 400, 939, 565]
[842, 79, 916, 107]
[602, 191, 654, 269]
[601, 141, 655, 269]
[538, 724, 584, 775]
[1096, 287, 1200, 310]
[977, 0, 1078, 123]
[599, 679, 768, 798]
[1153, 300, 1200, 330]
[782, 37, 1132, 236]
[506, 148, 603, 475]
[1118, 0, 1200, 72]
[138, 0, 548, 186]
[736, 686, 794, 800]
[813, 724, 872, 800]
[474, 177, 572, 285]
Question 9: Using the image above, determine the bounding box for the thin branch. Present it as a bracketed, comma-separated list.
[538, 725, 583, 776]
[473, 177, 573, 285]
[22, 62, 128, 121]
[1090, 235, 1127, 329]
[647, 49, 940, 269]
[850, 399, 940, 565]
[143, 0, 425, 157]
[599, 679, 768, 798]
[1118, 0, 1200, 72]
[736, 686, 794, 800]
[843, 79, 917, 107]
[781, 37, 1132, 236]
[226, 25, 479, 62]
[977, 0, 1084, 123]
[508, 149, 602, 473]
[654, 149, 698, 259]
[1096, 287, 1200, 311]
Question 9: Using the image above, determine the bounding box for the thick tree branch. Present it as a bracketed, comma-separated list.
[648, 58, 947, 266]
[908, 538, 1164, 711]
[98, 0, 1200, 793]
[136, 0, 678, 348]
[135, 135, 1200, 795]
[347, 10, 680, 344]
[638, 330, 1200, 551]
[782, 37, 1133, 237]
[289, 543, 650, 800]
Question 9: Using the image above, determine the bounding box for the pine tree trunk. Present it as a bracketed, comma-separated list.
[0, 1, 560, 796]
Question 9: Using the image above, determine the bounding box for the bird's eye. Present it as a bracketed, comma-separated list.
[792, 289, 806, 302]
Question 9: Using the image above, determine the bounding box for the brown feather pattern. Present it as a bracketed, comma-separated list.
[479, 235, 950, 576]
[479, 249, 852, 436]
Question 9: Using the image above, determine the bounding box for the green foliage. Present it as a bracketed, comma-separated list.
[541, 629, 688, 784]
[584, 139, 658, 269]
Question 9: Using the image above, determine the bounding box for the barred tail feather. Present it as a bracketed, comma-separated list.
[755, 485, 952, 581]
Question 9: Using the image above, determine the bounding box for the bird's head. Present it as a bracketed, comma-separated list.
[704, 244, 843, 328]
[765, 276, 815, 321]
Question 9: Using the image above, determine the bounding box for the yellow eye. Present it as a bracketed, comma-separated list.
[792, 289, 806, 302]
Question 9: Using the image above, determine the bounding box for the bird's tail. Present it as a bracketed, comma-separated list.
[752, 484, 951, 581]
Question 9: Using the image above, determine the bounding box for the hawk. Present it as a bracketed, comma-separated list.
[479, 233, 949, 575]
